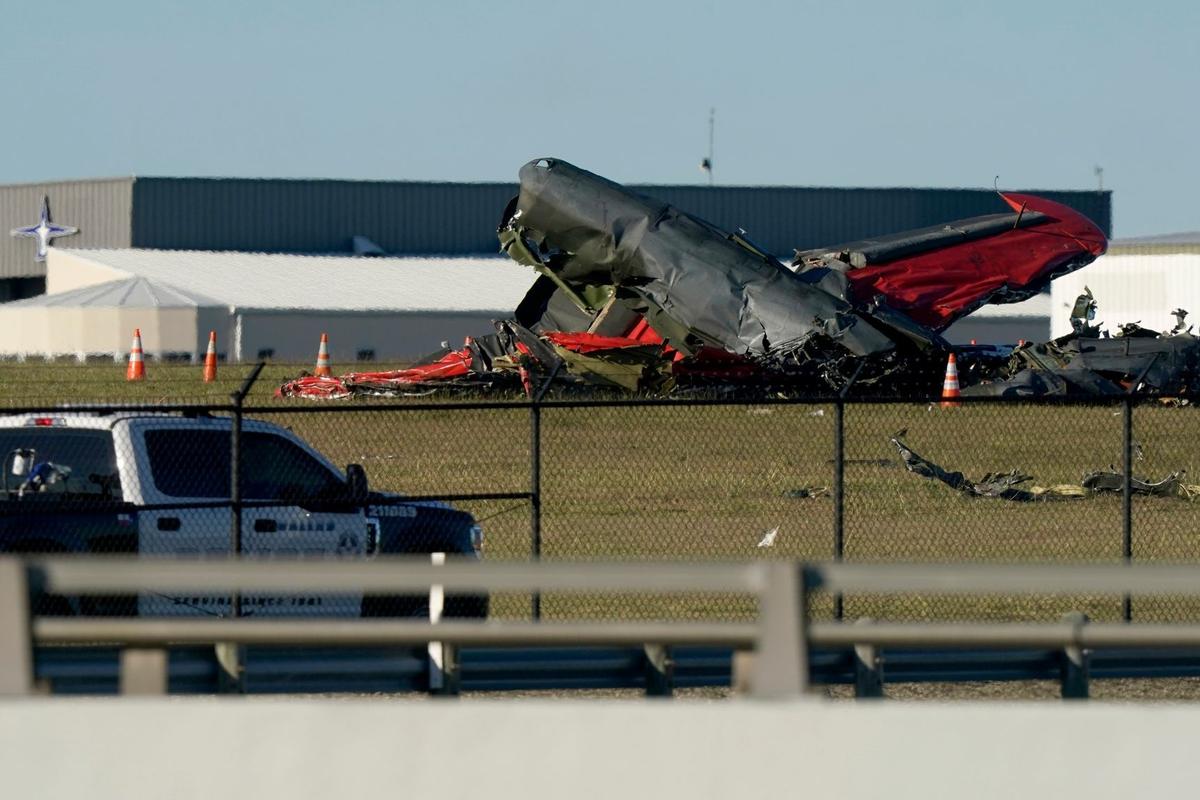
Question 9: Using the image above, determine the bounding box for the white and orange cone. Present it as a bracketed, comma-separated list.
[940, 352, 961, 408]
[202, 330, 218, 383]
[314, 333, 332, 377]
[126, 328, 146, 382]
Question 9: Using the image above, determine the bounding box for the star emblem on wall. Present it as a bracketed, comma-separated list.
[10, 196, 79, 261]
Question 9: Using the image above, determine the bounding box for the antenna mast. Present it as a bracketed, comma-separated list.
[700, 108, 715, 186]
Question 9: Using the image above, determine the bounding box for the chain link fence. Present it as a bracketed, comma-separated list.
[3, 387, 1199, 623]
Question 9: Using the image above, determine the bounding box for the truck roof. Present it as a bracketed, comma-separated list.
[0, 411, 223, 430]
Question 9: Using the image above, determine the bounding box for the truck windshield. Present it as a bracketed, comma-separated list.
[145, 429, 346, 500]
[0, 428, 121, 499]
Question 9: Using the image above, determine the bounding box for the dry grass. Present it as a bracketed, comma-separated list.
[6, 362, 1200, 625]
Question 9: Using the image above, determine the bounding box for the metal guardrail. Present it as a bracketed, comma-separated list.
[0, 557, 799, 698]
[10, 558, 1200, 699]
[34, 644, 1200, 696]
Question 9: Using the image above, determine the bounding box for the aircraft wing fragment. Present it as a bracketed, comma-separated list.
[794, 194, 1107, 331]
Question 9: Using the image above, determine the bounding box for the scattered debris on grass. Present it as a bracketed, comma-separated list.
[782, 486, 830, 499]
[756, 526, 780, 547]
[888, 432, 1200, 502]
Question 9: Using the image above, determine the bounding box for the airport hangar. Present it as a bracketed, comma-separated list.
[0, 176, 1112, 363]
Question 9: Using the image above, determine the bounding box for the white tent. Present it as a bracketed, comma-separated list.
[0, 276, 226, 362]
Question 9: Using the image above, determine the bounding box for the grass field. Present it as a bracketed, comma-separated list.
[7, 360, 1200, 625]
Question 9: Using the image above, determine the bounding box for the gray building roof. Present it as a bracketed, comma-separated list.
[45, 250, 536, 313]
[2, 175, 1113, 284]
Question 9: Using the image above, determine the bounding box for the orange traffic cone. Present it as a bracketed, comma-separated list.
[314, 333, 332, 377]
[202, 330, 218, 383]
[940, 352, 961, 408]
[126, 328, 146, 381]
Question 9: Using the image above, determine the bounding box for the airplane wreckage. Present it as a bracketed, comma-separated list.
[890, 430, 1200, 503]
[278, 158, 1200, 400]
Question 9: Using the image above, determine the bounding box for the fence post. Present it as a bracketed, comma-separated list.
[832, 364, 861, 622]
[530, 399, 542, 621]
[230, 389, 243, 572]
[751, 562, 808, 698]
[229, 362, 266, 584]
[1122, 395, 1133, 622]
[0, 558, 33, 696]
[229, 362, 265, 568]
[833, 398, 845, 620]
[224, 362, 264, 692]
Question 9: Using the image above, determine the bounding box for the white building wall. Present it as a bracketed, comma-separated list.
[1050, 253, 1200, 339]
[235, 309, 505, 362]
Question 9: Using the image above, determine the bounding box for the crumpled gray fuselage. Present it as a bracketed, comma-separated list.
[506, 158, 896, 359]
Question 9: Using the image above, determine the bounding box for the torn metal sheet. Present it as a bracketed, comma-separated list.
[782, 486, 831, 499]
[279, 158, 1115, 400]
[890, 433, 1200, 502]
[889, 433, 1054, 502]
[499, 159, 1107, 393]
[793, 195, 1106, 331]
[501, 158, 898, 360]
[962, 299, 1200, 398]
[1081, 470, 1188, 497]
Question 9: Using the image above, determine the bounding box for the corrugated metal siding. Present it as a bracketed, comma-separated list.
[0, 179, 134, 279]
[132, 179, 517, 254]
[130, 178, 1111, 258]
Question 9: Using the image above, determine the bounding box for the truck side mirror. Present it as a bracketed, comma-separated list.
[346, 463, 368, 503]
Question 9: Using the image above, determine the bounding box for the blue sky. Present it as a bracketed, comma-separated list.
[1, 0, 1195, 236]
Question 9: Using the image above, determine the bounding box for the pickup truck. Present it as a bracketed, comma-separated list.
[0, 411, 486, 618]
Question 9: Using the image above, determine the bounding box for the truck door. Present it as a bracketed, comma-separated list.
[134, 422, 367, 617]
[237, 428, 367, 617]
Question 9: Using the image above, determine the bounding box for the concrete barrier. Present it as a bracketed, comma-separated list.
[1, 698, 1196, 799]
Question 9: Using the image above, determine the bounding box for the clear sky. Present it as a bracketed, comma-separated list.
[1, 0, 1195, 237]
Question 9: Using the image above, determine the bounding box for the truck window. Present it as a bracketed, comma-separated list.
[0, 428, 121, 499]
[145, 429, 345, 500]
